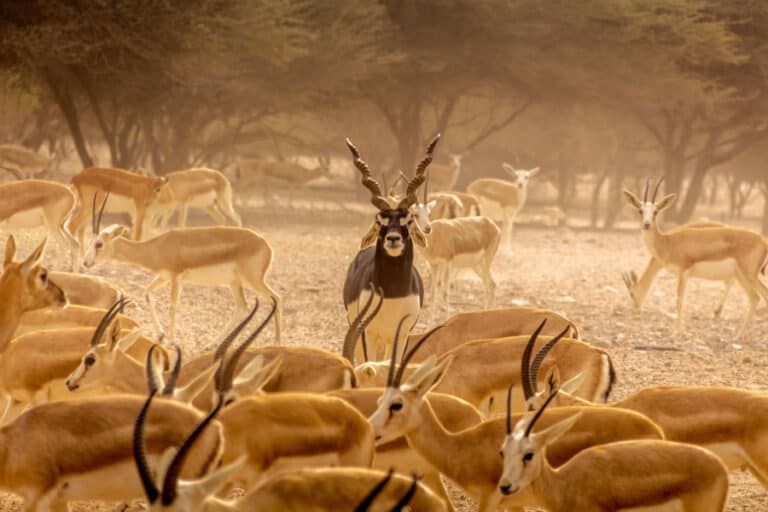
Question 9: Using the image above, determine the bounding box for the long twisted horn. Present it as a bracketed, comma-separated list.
[161, 394, 225, 505]
[393, 324, 444, 387]
[529, 325, 570, 396]
[523, 388, 559, 437]
[520, 319, 546, 401]
[652, 177, 665, 203]
[399, 134, 440, 209]
[346, 138, 390, 210]
[342, 285, 384, 365]
[218, 298, 278, 393]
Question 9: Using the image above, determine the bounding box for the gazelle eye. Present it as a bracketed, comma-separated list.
[389, 402, 403, 412]
[523, 452, 534, 462]
[39, 271, 47, 284]
[94, 241, 103, 249]
[499, 450, 504, 458]
[84, 354, 96, 366]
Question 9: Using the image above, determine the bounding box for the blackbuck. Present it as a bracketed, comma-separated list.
[148, 167, 242, 228]
[498, 390, 729, 512]
[0, 394, 223, 511]
[0, 179, 80, 269]
[84, 194, 282, 343]
[368, 345, 663, 512]
[69, 166, 171, 246]
[48, 270, 122, 309]
[624, 178, 768, 338]
[467, 164, 539, 247]
[343, 135, 439, 362]
[0, 235, 67, 350]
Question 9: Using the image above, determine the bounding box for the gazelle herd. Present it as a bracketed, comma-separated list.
[0, 134, 764, 512]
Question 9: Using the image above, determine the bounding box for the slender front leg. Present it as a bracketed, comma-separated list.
[168, 277, 183, 344]
[145, 275, 169, 341]
[714, 278, 734, 319]
[179, 203, 190, 227]
[133, 202, 146, 241]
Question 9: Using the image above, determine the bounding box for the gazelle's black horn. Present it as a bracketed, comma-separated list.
[529, 325, 569, 394]
[520, 319, 546, 401]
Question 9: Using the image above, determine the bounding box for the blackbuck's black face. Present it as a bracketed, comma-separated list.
[362, 208, 427, 257]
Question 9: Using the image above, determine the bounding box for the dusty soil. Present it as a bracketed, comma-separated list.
[3, 200, 767, 511]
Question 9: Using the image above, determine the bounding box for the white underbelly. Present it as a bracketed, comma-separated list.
[666, 259, 736, 281]
[187, 191, 217, 208]
[179, 262, 238, 286]
[702, 441, 748, 470]
[1, 208, 45, 229]
[348, 290, 420, 343]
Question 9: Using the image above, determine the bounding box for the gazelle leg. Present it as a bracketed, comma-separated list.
[168, 277, 183, 344]
[133, 204, 147, 241]
[179, 203, 190, 228]
[674, 271, 688, 334]
[145, 275, 169, 341]
[713, 278, 734, 319]
[476, 263, 496, 309]
[205, 204, 227, 226]
[442, 262, 452, 311]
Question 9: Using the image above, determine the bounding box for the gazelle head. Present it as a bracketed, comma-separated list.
[84, 192, 131, 268]
[502, 163, 540, 190]
[518, 320, 576, 411]
[148, 175, 171, 205]
[367, 320, 447, 445]
[347, 135, 440, 256]
[623, 178, 676, 230]
[498, 387, 581, 497]
[65, 298, 141, 392]
[2, 235, 67, 312]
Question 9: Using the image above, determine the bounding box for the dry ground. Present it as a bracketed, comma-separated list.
[2, 200, 767, 511]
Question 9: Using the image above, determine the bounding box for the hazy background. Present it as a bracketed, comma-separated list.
[1, 0, 767, 231]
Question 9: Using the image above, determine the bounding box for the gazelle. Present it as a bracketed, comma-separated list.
[0, 143, 49, 179]
[0, 179, 79, 268]
[68, 166, 170, 245]
[148, 167, 242, 228]
[415, 210, 501, 317]
[84, 195, 282, 343]
[467, 164, 539, 247]
[448, 191, 482, 216]
[498, 390, 729, 512]
[343, 135, 439, 362]
[426, 153, 463, 192]
[425, 192, 463, 219]
[0, 235, 67, 350]
[0, 393, 224, 511]
[48, 270, 122, 309]
[623, 178, 768, 338]
[16, 303, 139, 336]
[237, 155, 331, 206]
[368, 346, 663, 512]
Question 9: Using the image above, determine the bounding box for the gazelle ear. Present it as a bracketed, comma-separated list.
[531, 411, 582, 447]
[623, 190, 642, 209]
[21, 237, 47, 272]
[426, 200, 437, 212]
[527, 167, 540, 177]
[360, 221, 379, 249]
[114, 329, 143, 353]
[408, 222, 428, 248]
[559, 371, 586, 395]
[184, 456, 247, 501]
[4, 235, 16, 267]
[542, 366, 561, 394]
[402, 356, 451, 396]
[174, 364, 217, 404]
[656, 193, 676, 211]
[233, 354, 282, 391]
[501, 162, 516, 175]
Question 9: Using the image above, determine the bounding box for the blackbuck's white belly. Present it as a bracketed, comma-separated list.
[1, 207, 45, 228]
[347, 290, 420, 358]
[666, 258, 737, 281]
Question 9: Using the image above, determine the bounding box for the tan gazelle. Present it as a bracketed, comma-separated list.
[367, 336, 663, 512]
[83, 195, 282, 343]
[623, 178, 768, 337]
[47, 270, 122, 309]
[0, 179, 79, 268]
[498, 389, 729, 512]
[0, 235, 67, 350]
[148, 167, 242, 228]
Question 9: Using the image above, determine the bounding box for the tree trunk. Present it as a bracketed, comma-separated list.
[603, 171, 625, 229]
[762, 184, 768, 236]
[43, 69, 93, 168]
[590, 169, 609, 228]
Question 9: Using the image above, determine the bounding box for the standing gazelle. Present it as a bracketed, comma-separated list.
[623, 178, 768, 337]
[84, 195, 282, 343]
[498, 390, 729, 512]
[343, 135, 439, 362]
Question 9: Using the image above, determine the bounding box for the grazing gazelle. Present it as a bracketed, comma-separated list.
[498, 390, 729, 512]
[623, 178, 768, 337]
[367, 341, 662, 512]
[148, 167, 242, 228]
[69, 166, 170, 245]
[343, 135, 439, 362]
[0, 235, 67, 350]
[84, 195, 282, 343]
[0, 179, 79, 268]
[467, 164, 540, 247]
